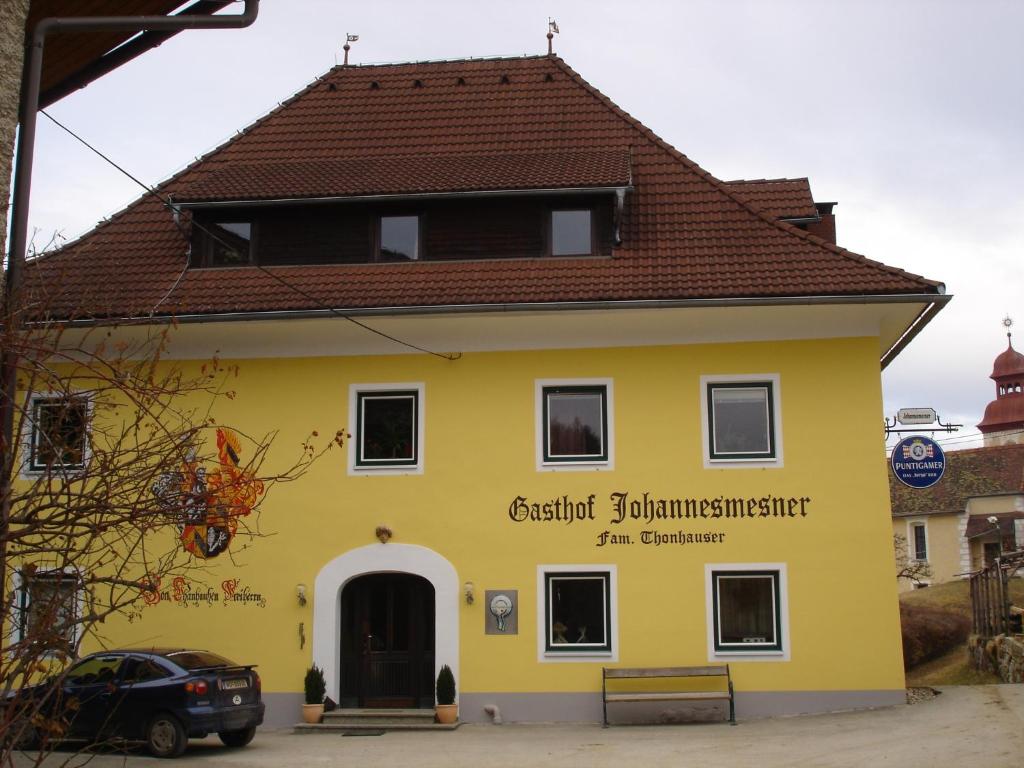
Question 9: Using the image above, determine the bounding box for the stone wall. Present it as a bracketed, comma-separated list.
[969, 633, 1024, 683]
[0, 0, 29, 257]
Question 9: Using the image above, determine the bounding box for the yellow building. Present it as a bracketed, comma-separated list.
[17, 55, 947, 726]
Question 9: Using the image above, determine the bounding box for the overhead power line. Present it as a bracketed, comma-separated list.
[38, 109, 462, 362]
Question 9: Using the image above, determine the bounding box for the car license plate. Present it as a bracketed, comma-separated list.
[222, 678, 248, 690]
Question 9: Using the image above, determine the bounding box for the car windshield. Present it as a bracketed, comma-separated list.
[163, 651, 237, 670]
[66, 656, 123, 684]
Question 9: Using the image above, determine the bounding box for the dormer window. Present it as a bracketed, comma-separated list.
[193, 219, 253, 267]
[187, 194, 615, 269]
[551, 209, 592, 256]
[379, 215, 421, 261]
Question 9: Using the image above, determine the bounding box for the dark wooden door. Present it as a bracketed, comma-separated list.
[339, 574, 435, 709]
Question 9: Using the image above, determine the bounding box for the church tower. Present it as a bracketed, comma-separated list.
[977, 317, 1024, 446]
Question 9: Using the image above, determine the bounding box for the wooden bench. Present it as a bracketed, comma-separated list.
[602, 665, 736, 726]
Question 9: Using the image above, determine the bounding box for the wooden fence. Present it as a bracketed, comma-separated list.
[969, 550, 1024, 637]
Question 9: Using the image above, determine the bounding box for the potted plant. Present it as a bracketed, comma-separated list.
[435, 664, 457, 724]
[302, 664, 326, 724]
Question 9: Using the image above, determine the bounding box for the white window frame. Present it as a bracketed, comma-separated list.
[705, 562, 790, 662]
[347, 383, 425, 476]
[700, 374, 783, 469]
[21, 392, 92, 478]
[536, 564, 618, 662]
[12, 567, 84, 656]
[535, 378, 614, 472]
[907, 519, 929, 562]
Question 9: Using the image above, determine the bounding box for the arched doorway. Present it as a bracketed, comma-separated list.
[312, 543, 459, 706]
[339, 573, 435, 708]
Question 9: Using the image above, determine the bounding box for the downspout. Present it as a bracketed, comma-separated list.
[0, 0, 259, 634]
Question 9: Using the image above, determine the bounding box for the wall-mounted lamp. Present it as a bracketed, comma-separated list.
[463, 581, 475, 605]
[296, 583, 307, 606]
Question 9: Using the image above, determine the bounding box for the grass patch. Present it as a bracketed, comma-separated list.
[901, 579, 1024, 614]
[906, 645, 1001, 687]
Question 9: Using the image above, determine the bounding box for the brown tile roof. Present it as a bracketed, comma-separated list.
[964, 511, 1024, 538]
[176, 150, 632, 202]
[890, 443, 1024, 517]
[27, 55, 943, 319]
[724, 178, 818, 221]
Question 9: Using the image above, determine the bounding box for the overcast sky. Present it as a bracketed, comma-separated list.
[19, 0, 1024, 450]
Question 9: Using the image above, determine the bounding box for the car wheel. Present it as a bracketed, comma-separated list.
[218, 726, 256, 748]
[145, 713, 186, 758]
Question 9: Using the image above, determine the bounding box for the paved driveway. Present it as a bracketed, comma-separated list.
[18, 685, 1024, 768]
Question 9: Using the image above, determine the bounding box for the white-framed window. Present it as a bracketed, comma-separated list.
[705, 563, 789, 661]
[535, 379, 614, 471]
[550, 209, 593, 256]
[908, 520, 928, 562]
[537, 564, 618, 662]
[700, 374, 783, 469]
[348, 383, 424, 475]
[14, 568, 83, 655]
[23, 393, 91, 475]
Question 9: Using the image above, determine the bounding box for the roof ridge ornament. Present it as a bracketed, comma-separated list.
[1004, 315, 1014, 348]
[343, 33, 359, 66]
[547, 18, 559, 55]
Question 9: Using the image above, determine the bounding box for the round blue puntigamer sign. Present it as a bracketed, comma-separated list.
[891, 435, 946, 489]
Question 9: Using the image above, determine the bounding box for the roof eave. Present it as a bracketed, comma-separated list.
[175, 185, 634, 209]
[879, 294, 951, 370]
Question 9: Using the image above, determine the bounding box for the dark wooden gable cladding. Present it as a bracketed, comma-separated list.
[189, 193, 615, 268]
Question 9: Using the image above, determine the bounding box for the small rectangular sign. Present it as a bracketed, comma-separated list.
[897, 407, 937, 425]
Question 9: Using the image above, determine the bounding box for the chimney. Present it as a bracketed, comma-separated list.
[807, 201, 837, 244]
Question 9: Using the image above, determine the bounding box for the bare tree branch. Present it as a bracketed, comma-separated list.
[894, 532, 933, 585]
[0, 303, 343, 762]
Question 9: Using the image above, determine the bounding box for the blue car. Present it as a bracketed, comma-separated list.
[17, 648, 264, 758]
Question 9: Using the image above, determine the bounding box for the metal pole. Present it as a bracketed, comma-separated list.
[0, 0, 259, 636]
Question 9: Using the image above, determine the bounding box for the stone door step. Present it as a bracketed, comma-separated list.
[294, 721, 460, 734]
[294, 708, 460, 733]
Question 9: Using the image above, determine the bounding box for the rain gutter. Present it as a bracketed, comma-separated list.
[56, 290, 951, 328]
[175, 185, 633, 208]
[37, 1, 238, 109]
[1, 0, 260, 623]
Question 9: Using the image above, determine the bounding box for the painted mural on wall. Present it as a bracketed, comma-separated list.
[152, 428, 265, 558]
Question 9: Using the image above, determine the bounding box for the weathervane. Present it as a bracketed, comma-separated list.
[547, 18, 559, 55]
[343, 33, 359, 66]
